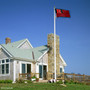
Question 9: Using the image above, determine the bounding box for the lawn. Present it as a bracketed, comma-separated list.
[0, 83, 90, 90]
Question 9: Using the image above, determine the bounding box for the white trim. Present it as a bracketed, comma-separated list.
[0, 45, 1, 48]
[13, 60, 16, 82]
[19, 61, 32, 74]
[0, 45, 12, 57]
[37, 50, 48, 61]
[60, 66, 64, 72]
[38, 63, 48, 80]
[26, 39, 33, 48]
[17, 39, 33, 48]
[39, 63, 48, 72]
[59, 54, 67, 66]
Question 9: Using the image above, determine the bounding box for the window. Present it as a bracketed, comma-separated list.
[2, 65, 4, 74]
[6, 59, 9, 63]
[2, 60, 5, 63]
[22, 64, 26, 73]
[6, 64, 9, 74]
[39, 65, 42, 78]
[60, 67, 63, 73]
[0, 59, 10, 75]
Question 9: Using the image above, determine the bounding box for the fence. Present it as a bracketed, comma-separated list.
[47, 73, 90, 83]
[19, 73, 39, 80]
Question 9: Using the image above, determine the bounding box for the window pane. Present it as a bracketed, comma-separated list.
[6, 59, 9, 63]
[2, 60, 5, 63]
[60, 68, 62, 73]
[22, 64, 25, 73]
[6, 64, 9, 74]
[39, 65, 42, 78]
[2, 65, 4, 74]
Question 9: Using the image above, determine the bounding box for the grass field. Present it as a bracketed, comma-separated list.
[0, 83, 90, 90]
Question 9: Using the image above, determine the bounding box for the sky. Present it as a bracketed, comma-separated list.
[0, 0, 90, 75]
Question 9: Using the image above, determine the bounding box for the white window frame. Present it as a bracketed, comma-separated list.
[0, 58, 10, 76]
[19, 61, 32, 74]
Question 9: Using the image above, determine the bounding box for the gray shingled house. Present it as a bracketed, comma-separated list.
[0, 33, 67, 82]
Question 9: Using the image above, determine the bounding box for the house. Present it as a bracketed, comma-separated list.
[0, 33, 67, 82]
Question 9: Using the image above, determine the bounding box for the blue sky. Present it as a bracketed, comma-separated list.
[0, 0, 90, 75]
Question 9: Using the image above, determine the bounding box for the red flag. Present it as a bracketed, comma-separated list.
[55, 9, 70, 17]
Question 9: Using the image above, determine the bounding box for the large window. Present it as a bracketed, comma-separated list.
[0, 59, 10, 75]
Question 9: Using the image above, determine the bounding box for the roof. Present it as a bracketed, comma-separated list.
[1, 39, 49, 61]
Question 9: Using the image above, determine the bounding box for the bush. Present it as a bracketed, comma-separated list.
[16, 78, 24, 83]
[0, 80, 12, 83]
[31, 76, 36, 79]
[56, 80, 63, 84]
[26, 80, 32, 83]
[64, 80, 74, 84]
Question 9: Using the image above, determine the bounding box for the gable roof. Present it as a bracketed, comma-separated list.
[1, 39, 49, 61]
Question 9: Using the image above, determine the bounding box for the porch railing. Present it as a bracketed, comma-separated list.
[47, 72, 90, 83]
[18, 73, 39, 80]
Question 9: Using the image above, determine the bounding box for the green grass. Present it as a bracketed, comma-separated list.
[0, 83, 90, 90]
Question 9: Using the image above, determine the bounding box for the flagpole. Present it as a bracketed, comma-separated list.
[54, 6, 56, 80]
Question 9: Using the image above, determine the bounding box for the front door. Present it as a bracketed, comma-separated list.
[39, 65, 47, 80]
[43, 65, 47, 80]
[27, 64, 31, 73]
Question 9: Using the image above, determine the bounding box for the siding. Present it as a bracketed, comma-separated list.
[0, 49, 10, 59]
[19, 41, 32, 49]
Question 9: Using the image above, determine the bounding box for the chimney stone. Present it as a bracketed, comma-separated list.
[5, 37, 11, 44]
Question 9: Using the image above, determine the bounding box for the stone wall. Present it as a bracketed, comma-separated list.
[47, 33, 60, 78]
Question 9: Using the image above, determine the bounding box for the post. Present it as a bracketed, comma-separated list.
[54, 6, 56, 80]
[83, 74, 85, 82]
[42, 58, 43, 80]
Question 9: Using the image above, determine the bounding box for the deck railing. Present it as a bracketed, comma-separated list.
[47, 72, 90, 82]
[18, 73, 39, 80]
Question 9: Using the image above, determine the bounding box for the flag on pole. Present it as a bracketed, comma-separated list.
[55, 9, 70, 17]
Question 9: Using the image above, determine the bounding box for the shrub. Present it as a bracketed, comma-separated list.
[56, 80, 63, 84]
[31, 76, 36, 79]
[64, 80, 70, 84]
[16, 78, 24, 83]
[26, 80, 32, 83]
[0, 80, 12, 83]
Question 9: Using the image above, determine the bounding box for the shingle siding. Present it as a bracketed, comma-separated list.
[0, 49, 10, 59]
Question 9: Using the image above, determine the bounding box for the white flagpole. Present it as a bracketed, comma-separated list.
[54, 7, 56, 80]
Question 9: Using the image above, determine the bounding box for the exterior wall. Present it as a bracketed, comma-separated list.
[0, 59, 13, 81]
[36, 53, 48, 79]
[32, 63, 36, 73]
[19, 41, 32, 49]
[0, 48, 14, 81]
[47, 33, 60, 75]
[39, 53, 48, 65]
[0, 49, 10, 59]
[60, 59, 65, 72]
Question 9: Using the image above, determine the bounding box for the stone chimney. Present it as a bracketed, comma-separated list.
[5, 37, 11, 44]
[47, 33, 60, 78]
